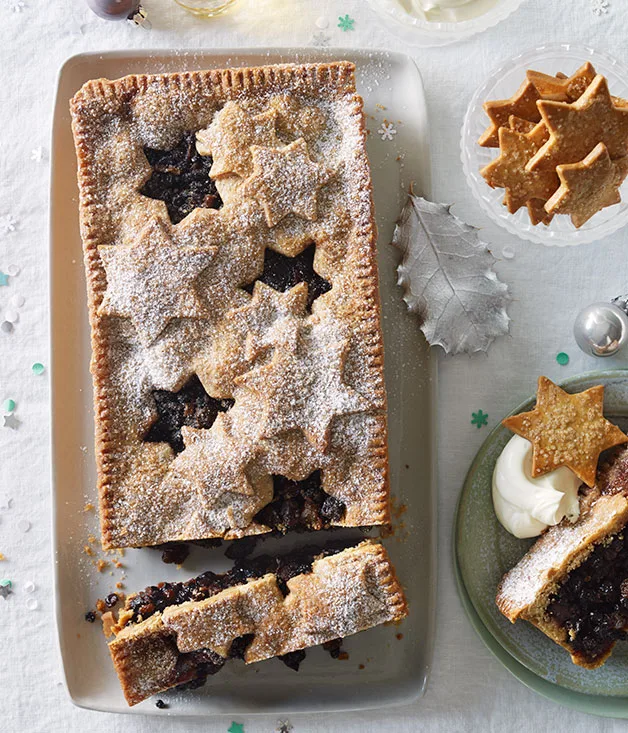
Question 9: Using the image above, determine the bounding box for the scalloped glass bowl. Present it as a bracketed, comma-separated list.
[461, 44, 628, 247]
[364, 0, 525, 48]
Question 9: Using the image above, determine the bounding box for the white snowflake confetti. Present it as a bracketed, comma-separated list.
[378, 122, 398, 141]
[30, 146, 44, 162]
[591, 0, 609, 13]
[0, 214, 18, 235]
[11, 1, 26, 12]
[277, 721, 293, 733]
[311, 31, 331, 47]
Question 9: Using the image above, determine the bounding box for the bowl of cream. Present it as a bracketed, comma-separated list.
[492, 434, 581, 539]
[365, 0, 525, 47]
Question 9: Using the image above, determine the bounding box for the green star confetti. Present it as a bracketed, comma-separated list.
[471, 409, 488, 429]
[556, 352, 569, 366]
[2, 398, 15, 414]
[32, 362, 45, 375]
[228, 724, 244, 733]
[0, 272, 8, 287]
[337, 14, 354, 31]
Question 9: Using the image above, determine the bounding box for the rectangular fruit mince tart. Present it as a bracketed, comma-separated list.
[106, 540, 408, 705]
[70, 61, 389, 549]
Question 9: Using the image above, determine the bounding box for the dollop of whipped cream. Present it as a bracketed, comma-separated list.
[492, 435, 581, 539]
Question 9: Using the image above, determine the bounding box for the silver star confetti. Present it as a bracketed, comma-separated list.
[0, 584, 12, 600]
[277, 721, 293, 733]
[3, 414, 19, 430]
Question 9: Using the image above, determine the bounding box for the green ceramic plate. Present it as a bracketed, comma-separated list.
[454, 370, 628, 718]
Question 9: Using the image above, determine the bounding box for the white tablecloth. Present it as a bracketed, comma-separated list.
[2, 0, 628, 729]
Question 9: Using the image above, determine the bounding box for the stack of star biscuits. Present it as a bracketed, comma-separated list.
[479, 63, 628, 228]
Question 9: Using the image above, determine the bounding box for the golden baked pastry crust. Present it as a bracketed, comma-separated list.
[109, 540, 408, 705]
[70, 62, 390, 549]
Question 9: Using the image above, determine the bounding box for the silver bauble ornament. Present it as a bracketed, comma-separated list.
[86, 0, 140, 20]
[573, 301, 628, 357]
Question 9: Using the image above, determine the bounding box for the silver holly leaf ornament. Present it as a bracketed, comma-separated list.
[392, 193, 511, 355]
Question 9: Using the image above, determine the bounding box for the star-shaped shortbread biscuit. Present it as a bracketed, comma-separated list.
[481, 123, 559, 213]
[544, 142, 628, 227]
[527, 75, 628, 172]
[527, 62, 597, 103]
[235, 324, 370, 452]
[242, 139, 334, 227]
[478, 79, 542, 148]
[98, 218, 216, 346]
[161, 417, 273, 531]
[502, 376, 628, 487]
[196, 102, 280, 179]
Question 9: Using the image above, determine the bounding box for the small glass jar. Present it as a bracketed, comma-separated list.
[173, 0, 238, 17]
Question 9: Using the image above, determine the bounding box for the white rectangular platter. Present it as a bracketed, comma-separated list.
[50, 47, 435, 717]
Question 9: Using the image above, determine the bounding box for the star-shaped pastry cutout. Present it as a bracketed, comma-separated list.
[243, 244, 331, 314]
[3, 414, 19, 430]
[502, 376, 628, 487]
[527, 75, 628, 171]
[478, 79, 542, 148]
[160, 417, 273, 530]
[527, 62, 597, 103]
[202, 282, 308, 398]
[481, 123, 559, 213]
[544, 142, 628, 227]
[242, 139, 334, 227]
[196, 102, 280, 179]
[235, 325, 370, 452]
[98, 218, 217, 346]
[144, 374, 234, 454]
[233, 281, 308, 360]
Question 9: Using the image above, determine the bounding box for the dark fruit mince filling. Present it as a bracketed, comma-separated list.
[254, 471, 346, 533]
[140, 131, 223, 224]
[144, 375, 234, 454]
[547, 531, 628, 664]
[122, 542, 352, 689]
[144, 380, 346, 532]
[243, 244, 331, 313]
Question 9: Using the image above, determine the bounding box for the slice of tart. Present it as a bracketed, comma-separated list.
[106, 540, 407, 705]
[497, 446, 628, 668]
